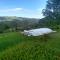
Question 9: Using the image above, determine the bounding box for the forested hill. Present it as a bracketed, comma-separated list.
[0, 16, 40, 33]
[0, 16, 40, 22]
[0, 16, 60, 33]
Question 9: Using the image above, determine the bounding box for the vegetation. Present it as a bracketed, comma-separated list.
[0, 0, 60, 60]
[40, 0, 60, 29]
[0, 31, 59, 60]
[43, 0, 60, 19]
[0, 16, 40, 33]
[0, 0, 60, 33]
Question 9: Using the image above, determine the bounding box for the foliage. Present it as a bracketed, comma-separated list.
[0, 32, 59, 60]
[43, 0, 60, 19]
[40, 0, 60, 30]
[0, 17, 39, 32]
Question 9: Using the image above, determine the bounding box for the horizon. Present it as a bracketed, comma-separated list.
[0, 0, 47, 18]
[0, 16, 41, 19]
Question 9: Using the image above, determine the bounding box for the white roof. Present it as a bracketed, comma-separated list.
[24, 28, 56, 36]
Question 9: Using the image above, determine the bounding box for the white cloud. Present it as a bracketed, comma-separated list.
[0, 8, 44, 18]
[0, 8, 23, 12]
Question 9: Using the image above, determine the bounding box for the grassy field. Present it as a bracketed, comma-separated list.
[0, 32, 60, 60]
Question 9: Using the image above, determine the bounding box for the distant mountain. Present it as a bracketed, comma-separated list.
[0, 16, 40, 32]
[0, 16, 40, 22]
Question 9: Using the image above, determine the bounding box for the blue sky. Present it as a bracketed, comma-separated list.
[0, 0, 47, 18]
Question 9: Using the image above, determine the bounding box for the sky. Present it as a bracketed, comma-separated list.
[0, 0, 47, 18]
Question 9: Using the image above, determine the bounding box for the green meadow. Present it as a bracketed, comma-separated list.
[0, 32, 60, 60]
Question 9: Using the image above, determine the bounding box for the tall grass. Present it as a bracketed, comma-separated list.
[0, 32, 24, 52]
[0, 32, 60, 60]
[0, 41, 57, 60]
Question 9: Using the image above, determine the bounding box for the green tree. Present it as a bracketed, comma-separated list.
[43, 0, 60, 20]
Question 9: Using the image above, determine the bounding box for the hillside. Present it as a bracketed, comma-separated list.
[0, 16, 59, 33]
[0, 16, 40, 33]
[0, 31, 60, 60]
[0, 16, 39, 22]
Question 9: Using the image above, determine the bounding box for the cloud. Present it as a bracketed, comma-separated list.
[0, 8, 23, 12]
[0, 8, 44, 18]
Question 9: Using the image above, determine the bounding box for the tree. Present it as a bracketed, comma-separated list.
[43, 0, 60, 20]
